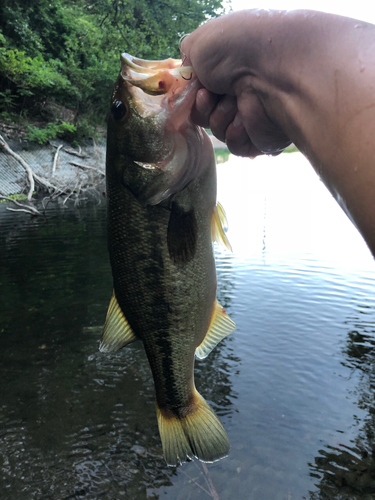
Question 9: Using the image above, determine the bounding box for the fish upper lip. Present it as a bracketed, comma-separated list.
[120, 52, 194, 96]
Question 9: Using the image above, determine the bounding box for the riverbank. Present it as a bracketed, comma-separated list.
[0, 121, 228, 200]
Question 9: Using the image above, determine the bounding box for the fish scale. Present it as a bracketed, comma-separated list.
[100, 53, 235, 466]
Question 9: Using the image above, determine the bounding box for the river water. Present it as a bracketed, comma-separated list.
[1, 152, 374, 500]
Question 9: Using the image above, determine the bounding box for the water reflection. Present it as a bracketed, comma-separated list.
[1, 152, 375, 499]
[308, 308, 375, 499]
[0, 198, 237, 499]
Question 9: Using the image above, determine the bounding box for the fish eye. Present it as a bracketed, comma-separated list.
[111, 100, 128, 121]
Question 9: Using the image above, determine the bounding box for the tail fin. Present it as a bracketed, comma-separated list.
[156, 390, 230, 466]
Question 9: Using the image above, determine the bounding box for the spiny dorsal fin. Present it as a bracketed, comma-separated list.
[211, 202, 232, 252]
[99, 291, 137, 352]
[195, 301, 236, 360]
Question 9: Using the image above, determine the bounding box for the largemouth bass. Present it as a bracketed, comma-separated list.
[99, 53, 235, 466]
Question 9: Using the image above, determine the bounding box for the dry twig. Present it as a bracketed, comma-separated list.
[0, 134, 61, 197]
[0, 195, 41, 216]
[52, 144, 63, 175]
[64, 147, 87, 158]
[201, 463, 220, 500]
[69, 161, 105, 175]
[179, 469, 212, 496]
[0, 134, 35, 200]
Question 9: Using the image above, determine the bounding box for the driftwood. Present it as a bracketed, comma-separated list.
[69, 161, 105, 175]
[0, 134, 105, 214]
[0, 195, 42, 216]
[64, 147, 87, 158]
[51, 143, 87, 159]
[0, 134, 35, 200]
[52, 144, 63, 175]
[0, 134, 61, 197]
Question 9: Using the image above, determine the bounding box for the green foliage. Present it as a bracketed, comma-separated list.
[0, 0, 229, 139]
[0, 48, 73, 100]
[0, 88, 16, 109]
[283, 144, 299, 153]
[26, 122, 77, 144]
[0, 193, 29, 203]
[73, 117, 101, 145]
[215, 147, 231, 164]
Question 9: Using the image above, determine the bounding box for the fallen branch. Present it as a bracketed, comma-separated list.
[33, 172, 61, 192]
[7, 207, 40, 215]
[64, 147, 87, 158]
[0, 195, 41, 215]
[0, 134, 35, 201]
[179, 469, 211, 496]
[69, 161, 105, 175]
[63, 181, 80, 205]
[52, 144, 63, 175]
[201, 463, 220, 500]
[51, 143, 87, 158]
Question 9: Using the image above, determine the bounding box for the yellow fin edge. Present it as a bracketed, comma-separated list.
[211, 203, 232, 252]
[156, 390, 230, 466]
[99, 291, 137, 352]
[195, 301, 236, 360]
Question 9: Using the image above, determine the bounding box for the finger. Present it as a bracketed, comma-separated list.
[225, 116, 263, 157]
[190, 88, 220, 128]
[180, 35, 191, 63]
[238, 93, 291, 154]
[209, 95, 237, 143]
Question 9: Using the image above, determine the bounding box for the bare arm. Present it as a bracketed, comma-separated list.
[181, 10, 375, 256]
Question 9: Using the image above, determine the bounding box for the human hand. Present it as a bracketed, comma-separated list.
[180, 11, 292, 157]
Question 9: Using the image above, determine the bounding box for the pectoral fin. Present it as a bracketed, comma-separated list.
[99, 291, 137, 352]
[195, 301, 236, 360]
[211, 203, 232, 252]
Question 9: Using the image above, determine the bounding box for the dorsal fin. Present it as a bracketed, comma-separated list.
[99, 291, 137, 352]
[195, 301, 236, 360]
[211, 203, 232, 252]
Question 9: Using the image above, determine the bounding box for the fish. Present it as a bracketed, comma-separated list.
[99, 52, 236, 466]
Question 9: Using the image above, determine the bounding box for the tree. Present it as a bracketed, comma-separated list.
[0, 0, 229, 125]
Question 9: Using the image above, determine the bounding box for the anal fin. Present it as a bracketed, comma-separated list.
[99, 291, 137, 352]
[195, 301, 236, 360]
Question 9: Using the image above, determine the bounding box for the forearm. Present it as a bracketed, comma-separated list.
[246, 11, 375, 252]
[183, 10, 375, 254]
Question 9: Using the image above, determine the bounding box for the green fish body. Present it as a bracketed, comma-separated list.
[100, 54, 235, 466]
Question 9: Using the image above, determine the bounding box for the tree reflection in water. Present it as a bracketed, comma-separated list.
[308, 312, 375, 500]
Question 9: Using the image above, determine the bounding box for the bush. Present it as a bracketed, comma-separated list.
[25, 122, 77, 144]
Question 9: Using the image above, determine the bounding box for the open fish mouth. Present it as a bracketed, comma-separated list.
[120, 53, 193, 96]
[116, 52, 205, 205]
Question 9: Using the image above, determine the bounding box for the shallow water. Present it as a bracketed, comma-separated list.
[1, 153, 375, 500]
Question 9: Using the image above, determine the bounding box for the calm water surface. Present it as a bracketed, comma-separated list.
[1, 153, 375, 500]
